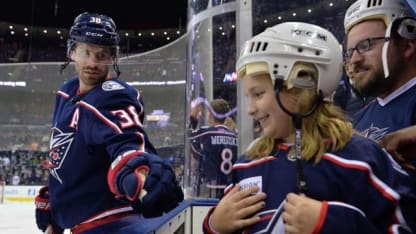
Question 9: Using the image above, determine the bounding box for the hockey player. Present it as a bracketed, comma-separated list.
[189, 98, 238, 198]
[202, 22, 415, 234]
[34, 12, 183, 234]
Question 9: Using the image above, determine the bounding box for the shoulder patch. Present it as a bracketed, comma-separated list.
[102, 80, 125, 91]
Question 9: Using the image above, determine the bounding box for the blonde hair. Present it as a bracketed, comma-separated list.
[224, 117, 237, 131]
[246, 65, 353, 163]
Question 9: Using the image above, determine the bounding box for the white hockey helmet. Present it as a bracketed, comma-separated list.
[344, 0, 412, 34]
[237, 22, 343, 100]
[344, 0, 415, 78]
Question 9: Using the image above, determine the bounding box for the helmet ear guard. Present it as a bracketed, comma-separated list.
[396, 17, 416, 39]
[286, 63, 317, 90]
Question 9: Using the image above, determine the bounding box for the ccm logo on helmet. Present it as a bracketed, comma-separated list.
[85, 32, 103, 37]
[346, 4, 361, 18]
[291, 29, 327, 41]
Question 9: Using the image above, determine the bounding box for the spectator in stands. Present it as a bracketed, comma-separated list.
[34, 12, 183, 234]
[378, 0, 416, 174]
[344, 0, 416, 184]
[1, 155, 10, 167]
[189, 98, 238, 198]
[203, 21, 415, 234]
[344, 0, 416, 141]
[11, 172, 20, 185]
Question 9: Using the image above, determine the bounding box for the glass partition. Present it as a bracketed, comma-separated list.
[183, 0, 354, 199]
[0, 35, 187, 186]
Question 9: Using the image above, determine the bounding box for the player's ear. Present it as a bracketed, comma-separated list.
[69, 50, 75, 61]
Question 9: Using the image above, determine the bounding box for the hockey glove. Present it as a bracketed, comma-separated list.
[35, 186, 64, 234]
[108, 151, 184, 217]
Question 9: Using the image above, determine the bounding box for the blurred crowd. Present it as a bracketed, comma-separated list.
[0, 143, 185, 186]
[0, 150, 49, 185]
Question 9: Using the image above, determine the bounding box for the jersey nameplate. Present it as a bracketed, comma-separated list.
[239, 176, 262, 193]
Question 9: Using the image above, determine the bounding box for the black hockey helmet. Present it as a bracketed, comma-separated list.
[62, 12, 121, 76]
[67, 12, 120, 58]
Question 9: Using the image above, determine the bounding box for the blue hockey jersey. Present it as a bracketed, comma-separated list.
[189, 125, 238, 197]
[203, 134, 415, 233]
[48, 77, 157, 228]
[354, 79, 416, 142]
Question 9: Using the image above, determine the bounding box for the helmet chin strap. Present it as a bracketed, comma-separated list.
[274, 79, 323, 194]
[60, 60, 71, 75]
[113, 62, 121, 78]
[382, 21, 394, 79]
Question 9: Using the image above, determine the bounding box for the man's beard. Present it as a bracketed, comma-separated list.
[353, 70, 389, 97]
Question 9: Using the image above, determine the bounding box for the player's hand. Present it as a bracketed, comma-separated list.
[133, 153, 184, 217]
[209, 184, 266, 233]
[282, 193, 322, 234]
[35, 186, 64, 234]
[109, 152, 184, 218]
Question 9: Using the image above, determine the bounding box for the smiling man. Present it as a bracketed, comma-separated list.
[344, 0, 416, 143]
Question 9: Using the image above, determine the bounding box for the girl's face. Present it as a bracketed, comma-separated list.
[242, 73, 294, 142]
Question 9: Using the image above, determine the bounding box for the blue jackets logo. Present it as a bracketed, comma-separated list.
[49, 128, 74, 184]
